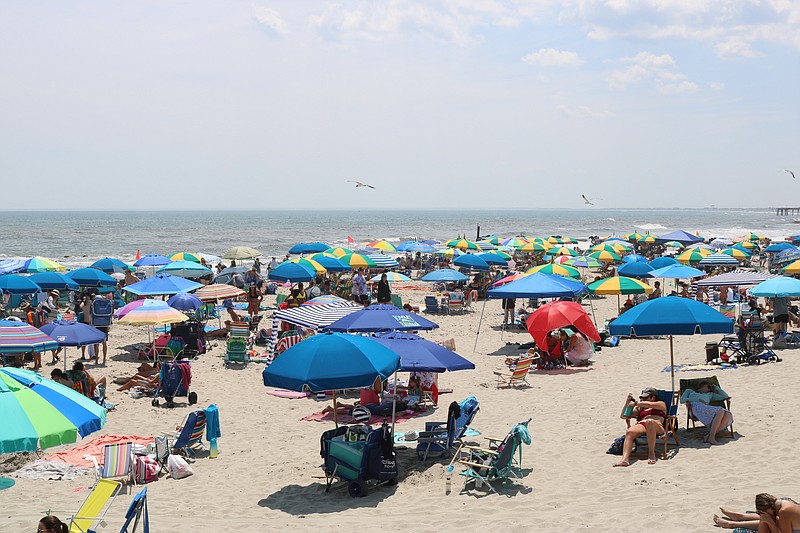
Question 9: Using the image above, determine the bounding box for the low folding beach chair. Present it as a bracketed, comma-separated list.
[63, 478, 121, 533]
[172, 410, 207, 457]
[493, 358, 533, 388]
[92, 442, 134, 485]
[456, 419, 532, 494]
[119, 487, 150, 533]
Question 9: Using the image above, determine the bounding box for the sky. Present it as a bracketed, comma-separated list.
[0, 1, 798, 210]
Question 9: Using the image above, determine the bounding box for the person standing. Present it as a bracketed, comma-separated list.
[352, 268, 368, 305]
[89, 295, 112, 365]
[376, 273, 391, 304]
[268, 257, 279, 271]
[253, 257, 262, 274]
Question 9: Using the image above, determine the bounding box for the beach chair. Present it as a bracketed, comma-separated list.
[493, 357, 533, 388]
[416, 396, 480, 460]
[158, 336, 186, 362]
[456, 419, 532, 494]
[153, 434, 171, 475]
[390, 294, 403, 309]
[480, 417, 532, 477]
[228, 321, 250, 339]
[424, 296, 439, 314]
[224, 337, 249, 367]
[172, 410, 207, 457]
[679, 376, 734, 439]
[448, 292, 465, 314]
[92, 443, 134, 485]
[63, 478, 122, 533]
[627, 390, 680, 461]
[119, 487, 149, 533]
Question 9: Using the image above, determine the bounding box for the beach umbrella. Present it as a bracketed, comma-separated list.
[0, 259, 25, 275]
[288, 258, 326, 275]
[39, 320, 107, 372]
[487, 250, 512, 260]
[113, 299, 146, 319]
[590, 243, 625, 254]
[675, 248, 711, 265]
[733, 240, 758, 250]
[436, 248, 463, 257]
[367, 254, 399, 269]
[326, 247, 354, 258]
[698, 253, 740, 267]
[622, 254, 648, 264]
[546, 246, 579, 257]
[307, 254, 350, 272]
[268, 262, 316, 282]
[525, 263, 581, 279]
[133, 254, 171, 267]
[395, 241, 416, 252]
[740, 232, 764, 242]
[487, 272, 587, 299]
[369, 272, 412, 283]
[517, 242, 551, 253]
[648, 264, 705, 279]
[19, 257, 66, 273]
[525, 301, 601, 349]
[608, 296, 734, 390]
[0, 320, 59, 354]
[655, 230, 704, 245]
[288, 242, 329, 255]
[371, 331, 475, 373]
[749, 276, 800, 298]
[552, 255, 573, 265]
[446, 238, 481, 251]
[419, 239, 441, 245]
[482, 236, 502, 245]
[420, 269, 469, 282]
[196, 252, 222, 264]
[302, 295, 353, 306]
[709, 238, 733, 250]
[765, 243, 796, 253]
[649, 256, 679, 269]
[491, 272, 528, 287]
[167, 293, 204, 312]
[662, 241, 685, 250]
[368, 240, 397, 252]
[324, 304, 439, 333]
[624, 232, 644, 243]
[588, 276, 653, 295]
[617, 262, 655, 278]
[406, 243, 436, 253]
[157, 260, 213, 279]
[453, 254, 490, 272]
[66, 268, 117, 288]
[117, 300, 188, 325]
[475, 241, 497, 251]
[0, 367, 107, 453]
[637, 234, 657, 244]
[27, 272, 79, 291]
[193, 284, 246, 302]
[501, 237, 528, 248]
[588, 250, 622, 263]
[123, 274, 202, 296]
[783, 260, 800, 275]
[222, 246, 262, 260]
[0, 274, 42, 294]
[547, 236, 578, 245]
[339, 253, 377, 269]
[476, 253, 507, 266]
[90, 257, 134, 274]
[565, 256, 603, 269]
[169, 252, 202, 263]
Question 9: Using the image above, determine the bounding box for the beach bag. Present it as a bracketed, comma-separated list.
[167, 454, 194, 479]
[90, 298, 113, 327]
[132, 454, 159, 484]
[606, 436, 635, 455]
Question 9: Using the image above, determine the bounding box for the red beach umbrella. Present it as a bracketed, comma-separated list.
[525, 301, 601, 348]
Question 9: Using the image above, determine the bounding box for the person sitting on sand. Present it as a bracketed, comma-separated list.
[561, 327, 593, 366]
[322, 398, 412, 417]
[679, 380, 733, 445]
[713, 493, 800, 531]
[112, 363, 159, 389]
[50, 368, 74, 388]
[68, 361, 107, 398]
[613, 387, 666, 467]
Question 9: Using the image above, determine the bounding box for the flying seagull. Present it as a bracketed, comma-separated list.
[582, 194, 594, 205]
[348, 180, 375, 189]
[785, 169, 796, 179]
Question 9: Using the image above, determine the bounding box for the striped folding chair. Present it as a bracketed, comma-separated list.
[91, 442, 134, 485]
[228, 322, 250, 339]
[173, 410, 207, 457]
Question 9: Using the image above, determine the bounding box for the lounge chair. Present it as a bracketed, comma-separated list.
[390, 294, 403, 309]
[679, 376, 734, 439]
[493, 357, 534, 388]
[119, 487, 149, 533]
[415, 396, 480, 460]
[626, 390, 680, 460]
[62, 478, 121, 533]
[455, 419, 532, 494]
[423, 296, 439, 314]
[92, 443, 134, 485]
[447, 292, 465, 314]
[172, 410, 207, 457]
[224, 337, 248, 367]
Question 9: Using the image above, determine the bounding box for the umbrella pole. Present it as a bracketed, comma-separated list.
[391, 371, 398, 437]
[333, 390, 338, 428]
[669, 335, 675, 392]
[473, 299, 487, 354]
[588, 297, 597, 329]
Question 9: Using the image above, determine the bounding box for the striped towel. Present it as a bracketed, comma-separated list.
[275, 333, 302, 354]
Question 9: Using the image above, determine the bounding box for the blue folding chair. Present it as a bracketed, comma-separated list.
[119, 487, 149, 533]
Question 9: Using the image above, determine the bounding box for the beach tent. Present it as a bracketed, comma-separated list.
[655, 230, 704, 245]
[695, 269, 778, 287]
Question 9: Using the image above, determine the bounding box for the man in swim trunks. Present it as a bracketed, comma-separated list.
[613, 387, 666, 467]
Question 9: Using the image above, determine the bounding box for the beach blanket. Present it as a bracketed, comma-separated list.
[13, 460, 90, 481]
[662, 363, 738, 373]
[301, 409, 422, 425]
[43, 434, 154, 469]
[266, 389, 311, 399]
[394, 427, 481, 444]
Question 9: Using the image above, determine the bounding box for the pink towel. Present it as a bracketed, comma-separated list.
[265, 389, 311, 399]
[43, 434, 154, 469]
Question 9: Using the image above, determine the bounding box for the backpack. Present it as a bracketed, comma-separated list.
[90, 298, 113, 327]
[606, 435, 635, 455]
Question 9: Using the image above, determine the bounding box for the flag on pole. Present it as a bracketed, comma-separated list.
[347, 236, 354, 245]
[135, 249, 141, 260]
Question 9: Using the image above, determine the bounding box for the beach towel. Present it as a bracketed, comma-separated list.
[13, 460, 90, 481]
[719, 304, 736, 319]
[301, 409, 422, 425]
[265, 389, 311, 399]
[662, 363, 738, 372]
[43, 434, 153, 469]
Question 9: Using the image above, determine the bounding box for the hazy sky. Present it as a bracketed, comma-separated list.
[1, 1, 798, 209]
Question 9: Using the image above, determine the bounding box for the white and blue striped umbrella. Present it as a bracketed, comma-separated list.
[0, 259, 25, 275]
[367, 254, 399, 269]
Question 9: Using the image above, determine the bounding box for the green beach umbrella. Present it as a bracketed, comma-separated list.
[720, 247, 751, 260]
[517, 242, 551, 253]
[525, 263, 581, 279]
[565, 256, 604, 269]
[546, 246, 579, 257]
[588, 276, 653, 295]
[588, 250, 622, 263]
[340, 253, 377, 269]
[445, 238, 482, 251]
[624, 232, 644, 242]
[590, 243, 627, 254]
[170, 252, 202, 263]
[676, 248, 711, 265]
[637, 233, 657, 244]
[487, 250, 512, 260]
[289, 258, 327, 274]
[662, 241, 685, 249]
[326, 247, 354, 258]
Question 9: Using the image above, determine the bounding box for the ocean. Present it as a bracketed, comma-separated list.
[0, 208, 794, 270]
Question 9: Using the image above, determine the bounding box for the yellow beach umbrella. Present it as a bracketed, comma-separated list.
[170, 252, 202, 263]
[588, 250, 622, 263]
[517, 242, 551, 253]
[676, 248, 711, 264]
[783, 260, 800, 274]
[326, 247, 354, 258]
[525, 263, 581, 279]
[289, 258, 326, 274]
[445, 239, 482, 251]
[546, 246, 579, 257]
[369, 240, 397, 252]
[340, 253, 377, 269]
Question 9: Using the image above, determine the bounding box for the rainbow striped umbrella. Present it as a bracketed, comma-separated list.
[720, 247, 751, 260]
[289, 258, 326, 274]
[0, 367, 107, 453]
[676, 248, 711, 264]
[445, 239, 482, 251]
[546, 246, 579, 257]
[20, 257, 66, 273]
[117, 299, 188, 325]
[369, 272, 411, 283]
[501, 237, 528, 248]
[0, 320, 59, 354]
[588, 276, 653, 295]
[517, 242, 551, 253]
[368, 240, 397, 252]
[326, 247, 354, 258]
[588, 250, 622, 263]
[170, 252, 202, 263]
[525, 263, 581, 279]
[193, 284, 246, 302]
[339, 253, 377, 269]
[436, 248, 463, 257]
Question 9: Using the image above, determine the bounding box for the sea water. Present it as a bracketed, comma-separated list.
[0, 208, 794, 269]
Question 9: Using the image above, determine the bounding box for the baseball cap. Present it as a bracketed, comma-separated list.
[639, 387, 658, 399]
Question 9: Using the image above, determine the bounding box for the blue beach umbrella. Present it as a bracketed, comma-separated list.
[39, 320, 107, 371]
[749, 276, 800, 298]
[157, 260, 213, 279]
[617, 262, 655, 278]
[655, 230, 704, 245]
[647, 264, 705, 279]
[65, 268, 117, 288]
[622, 254, 648, 264]
[91, 258, 133, 274]
[28, 273, 80, 291]
[0, 320, 59, 354]
[371, 331, 475, 373]
[262, 332, 400, 393]
[765, 243, 797, 253]
[609, 296, 734, 390]
[407, 243, 436, 253]
[324, 304, 439, 333]
[123, 274, 203, 296]
[268, 262, 316, 283]
[0, 259, 25, 275]
[487, 272, 587, 299]
[420, 269, 469, 282]
[453, 254, 490, 272]
[648, 256, 679, 269]
[476, 253, 508, 266]
[288, 242, 330, 255]
[0, 274, 42, 295]
[166, 293, 204, 312]
[133, 254, 171, 267]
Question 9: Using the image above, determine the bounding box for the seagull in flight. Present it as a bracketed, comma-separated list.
[582, 194, 594, 205]
[785, 169, 796, 179]
[348, 180, 375, 189]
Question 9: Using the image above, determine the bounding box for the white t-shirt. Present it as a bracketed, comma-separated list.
[507, 258, 517, 272]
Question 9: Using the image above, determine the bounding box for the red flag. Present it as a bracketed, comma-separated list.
[135, 249, 141, 260]
[347, 236, 354, 245]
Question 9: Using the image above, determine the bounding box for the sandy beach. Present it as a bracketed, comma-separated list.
[2, 285, 799, 533]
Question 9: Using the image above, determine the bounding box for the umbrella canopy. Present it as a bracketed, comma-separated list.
[262, 332, 400, 392]
[765, 242, 797, 253]
[371, 331, 475, 372]
[324, 304, 439, 332]
[452, 254, 490, 272]
[27, 272, 80, 291]
[709, 238, 734, 249]
[696, 269, 778, 287]
[739, 232, 764, 242]
[547, 236, 577, 244]
[0, 274, 42, 294]
[675, 248, 712, 265]
[91, 258, 134, 274]
[436, 248, 463, 257]
[420, 269, 469, 282]
[133, 254, 171, 267]
[0, 259, 25, 275]
[648, 264, 705, 279]
[169, 252, 202, 263]
[590, 243, 626, 254]
[588, 276, 653, 295]
[783, 260, 800, 275]
[655, 230, 704, 245]
[117, 299, 189, 325]
[65, 268, 117, 287]
[501, 237, 528, 248]
[339, 253, 377, 269]
[222, 246, 262, 260]
[719, 247, 752, 259]
[123, 274, 202, 296]
[624, 232, 644, 242]
[487, 272, 587, 299]
[617, 262, 655, 278]
[39, 321, 106, 347]
[662, 241, 686, 249]
[622, 254, 648, 264]
[267, 262, 316, 282]
[637, 233, 657, 244]
[193, 284, 246, 302]
[487, 250, 512, 260]
[406, 243, 436, 253]
[157, 261, 213, 279]
[546, 246, 579, 257]
[565, 256, 603, 269]
[588, 250, 622, 263]
[476, 253, 507, 266]
[166, 292, 204, 311]
[0, 320, 59, 353]
[516, 242, 552, 253]
[446, 239, 482, 251]
[368, 254, 400, 269]
[288, 258, 326, 274]
[288, 242, 330, 255]
[196, 252, 222, 264]
[307, 254, 350, 272]
[302, 295, 353, 306]
[649, 256, 679, 269]
[525, 301, 601, 349]
[113, 299, 146, 319]
[20, 257, 66, 273]
[325, 247, 354, 258]
[750, 276, 800, 298]
[475, 240, 497, 251]
[734, 240, 758, 250]
[368, 240, 397, 252]
[525, 263, 581, 279]
[0, 367, 107, 453]
[698, 253, 740, 266]
[369, 272, 412, 283]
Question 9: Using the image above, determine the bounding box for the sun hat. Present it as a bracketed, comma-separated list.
[19, 301, 31, 310]
[49, 289, 60, 297]
[639, 387, 658, 399]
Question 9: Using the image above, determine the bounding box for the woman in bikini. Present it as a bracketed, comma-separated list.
[612, 387, 666, 467]
[713, 493, 800, 532]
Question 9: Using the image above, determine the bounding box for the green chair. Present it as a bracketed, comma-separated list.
[679, 376, 734, 439]
[456, 419, 531, 494]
